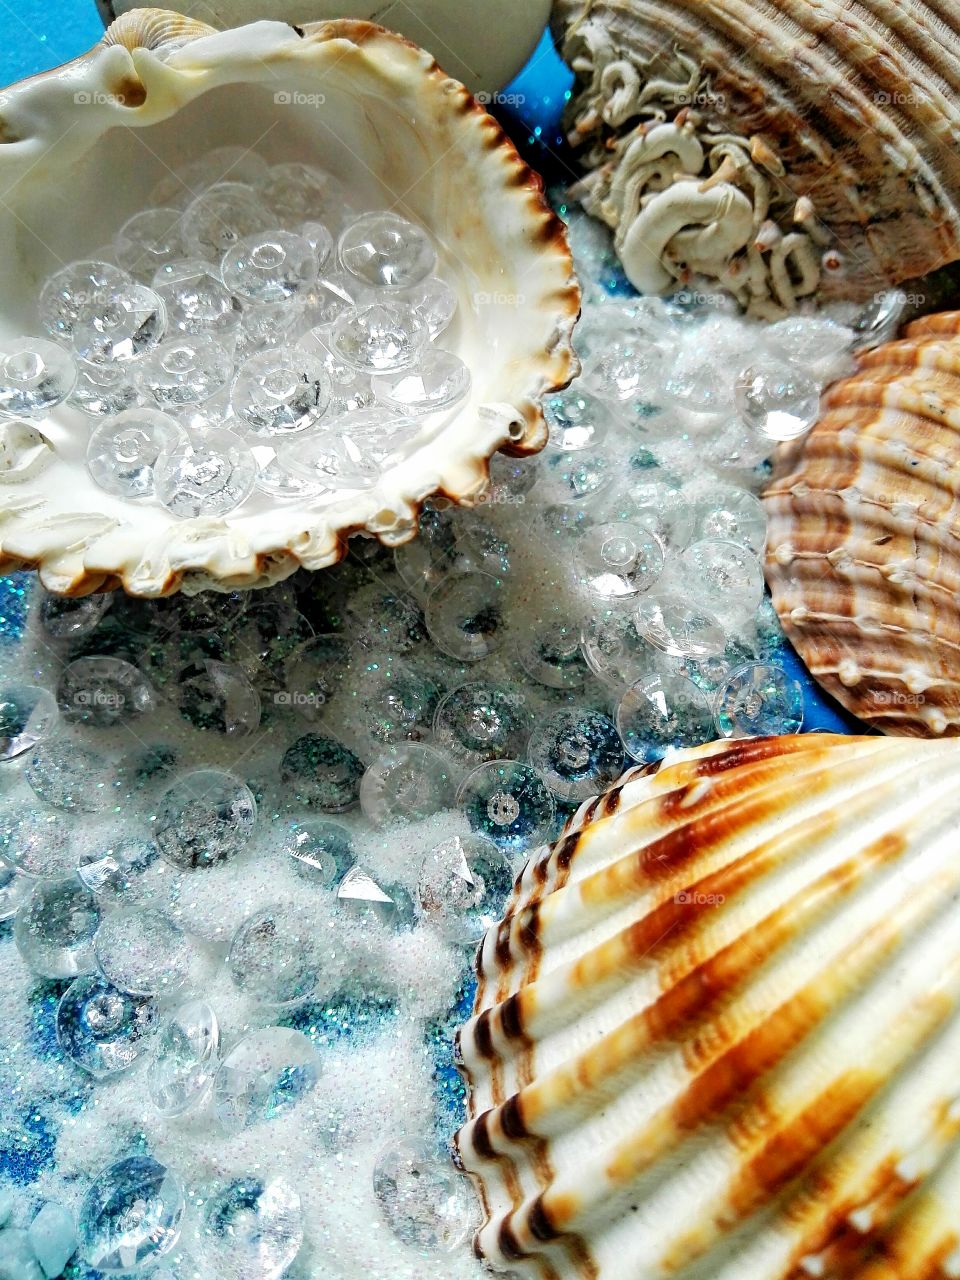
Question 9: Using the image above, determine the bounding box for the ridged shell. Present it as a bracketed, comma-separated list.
[0, 10, 579, 596]
[763, 313, 960, 737]
[553, 0, 960, 316]
[456, 733, 960, 1279]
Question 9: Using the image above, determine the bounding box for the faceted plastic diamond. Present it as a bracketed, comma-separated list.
[339, 211, 436, 289]
[0, 338, 77, 416]
[77, 1156, 184, 1273]
[221, 230, 319, 304]
[56, 975, 159, 1078]
[154, 427, 257, 518]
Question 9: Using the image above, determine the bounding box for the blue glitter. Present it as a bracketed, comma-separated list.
[0, 1109, 57, 1186]
[0, 574, 32, 644]
[282, 990, 398, 1049]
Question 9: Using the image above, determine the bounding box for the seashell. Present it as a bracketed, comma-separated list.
[553, 0, 960, 317]
[0, 10, 578, 597]
[763, 313, 960, 737]
[456, 732, 960, 1278]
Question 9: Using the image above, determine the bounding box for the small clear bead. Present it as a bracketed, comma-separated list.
[151, 148, 270, 206]
[0, 338, 77, 416]
[613, 478, 694, 552]
[235, 299, 305, 360]
[40, 260, 133, 346]
[688, 485, 767, 554]
[154, 427, 257, 518]
[77, 836, 159, 902]
[331, 302, 429, 373]
[527, 709, 624, 802]
[634, 596, 728, 659]
[176, 658, 261, 736]
[0, 806, 75, 878]
[585, 339, 664, 403]
[72, 284, 166, 362]
[77, 1156, 184, 1273]
[765, 315, 855, 377]
[227, 904, 322, 1006]
[148, 1000, 220, 1118]
[154, 769, 257, 870]
[517, 618, 588, 691]
[153, 259, 242, 338]
[280, 734, 365, 811]
[850, 289, 905, 352]
[114, 207, 184, 279]
[86, 408, 185, 499]
[425, 571, 507, 662]
[714, 661, 804, 737]
[213, 1026, 321, 1132]
[140, 335, 233, 407]
[373, 1139, 474, 1253]
[25, 740, 117, 812]
[279, 431, 380, 491]
[221, 230, 319, 303]
[71, 355, 142, 417]
[268, 162, 347, 228]
[457, 760, 556, 853]
[580, 610, 661, 691]
[57, 975, 159, 1078]
[94, 908, 193, 995]
[339, 211, 437, 289]
[371, 348, 470, 415]
[58, 655, 155, 727]
[433, 682, 532, 767]
[735, 357, 820, 442]
[544, 387, 607, 451]
[358, 742, 456, 827]
[298, 272, 366, 329]
[231, 344, 331, 437]
[576, 521, 663, 600]
[200, 1176, 303, 1280]
[252, 447, 325, 499]
[14, 877, 101, 978]
[355, 655, 439, 744]
[181, 182, 274, 259]
[416, 834, 513, 943]
[285, 818, 353, 886]
[0, 684, 57, 760]
[300, 219, 335, 269]
[616, 673, 714, 761]
[392, 276, 457, 339]
[536, 447, 613, 505]
[0, 867, 31, 921]
[334, 867, 414, 930]
[677, 539, 765, 621]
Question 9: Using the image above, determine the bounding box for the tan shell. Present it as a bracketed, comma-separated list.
[553, 0, 960, 317]
[0, 10, 579, 596]
[456, 733, 960, 1279]
[763, 313, 960, 737]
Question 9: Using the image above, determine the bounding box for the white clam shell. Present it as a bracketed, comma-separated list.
[0, 10, 579, 596]
[457, 733, 960, 1279]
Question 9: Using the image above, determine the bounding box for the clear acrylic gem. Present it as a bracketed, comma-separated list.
[149, 999, 220, 1117]
[581, 610, 660, 691]
[765, 315, 855, 378]
[714, 661, 804, 737]
[212, 1026, 321, 1132]
[280, 734, 364, 811]
[77, 1156, 184, 1273]
[585, 338, 664, 403]
[57, 975, 158, 1077]
[0, 338, 77, 416]
[575, 521, 663, 599]
[73, 284, 166, 362]
[140, 335, 233, 407]
[72, 354, 142, 417]
[544, 387, 607, 451]
[94, 907, 193, 995]
[14, 878, 101, 978]
[735, 357, 820, 442]
[200, 1176, 303, 1280]
[688, 485, 767, 554]
[114, 207, 184, 280]
[0, 866, 31, 921]
[536, 447, 613, 505]
[234, 299, 304, 360]
[335, 865, 415, 930]
[268, 163, 347, 229]
[58, 655, 155, 727]
[177, 659, 261, 736]
[371, 348, 470, 415]
[299, 219, 335, 269]
[39, 260, 134, 347]
[634, 596, 727, 659]
[354, 655, 439, 744]
[516, 618, 588, 691]
[227, 904, 321, 1006]
[155, 769, 257, 869]
[279, 431, 379, 491]
[251, 446, 325, 500]
[372, 1139, 473, 1253]
[77, 837, 159, 903]
[285, 818, 353, 886]
[0, 806, 75, 879]
[850, 289, 905, 352]
[331, 302, 428, 372]
[221, 231, 319, 304]
[339, 211, 436, 289]
[24, 740, 117, 811]
[613, 478, 694, 552]
[231, 344, 331, 436]
[392, 276, 457, 339]
[0, 684, 57, 759]
[677, 539, 765, 621]
[433, 681, 532, 768]
[86, 408, 185, 499]
[616, 672, 714, 761]
[527, 709, 624, 802]
[153, 259, 242, 338]
[155, 427, 257, 518]
[181, 183, 274, 259]
[457, 760, 556, 853]
[358, 742, 456, 827]
[416, 834, 513, 944]
[425, 571, 507, 662]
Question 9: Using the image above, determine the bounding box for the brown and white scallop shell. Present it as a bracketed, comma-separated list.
[763, 313, 960, 736]
[456, 733, 960, 1279]
[553, 0, 960, 316]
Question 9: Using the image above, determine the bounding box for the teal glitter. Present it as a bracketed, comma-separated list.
[0, 573, 32, 644]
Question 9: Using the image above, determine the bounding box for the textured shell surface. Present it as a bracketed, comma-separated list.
[456, 733, 960, 1279]
[763, 312, 960, 737]
[553, 0, 960, 316]
[0, 9, 579, 597]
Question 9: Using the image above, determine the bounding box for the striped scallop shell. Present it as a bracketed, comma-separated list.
[553, 0, 960, 315]
[763, 313, 960, 737]
[456, 733, 960, 1280]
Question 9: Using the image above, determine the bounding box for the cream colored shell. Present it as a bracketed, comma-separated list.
[0, 10, 579, 596]
[457, 733, 960, 1279]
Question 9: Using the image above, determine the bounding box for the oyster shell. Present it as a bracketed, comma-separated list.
[456, 733, 960, 1278]
[553, 0, 960, 316]
[0, 10, 579, 596]
[763, 313, 960, 737]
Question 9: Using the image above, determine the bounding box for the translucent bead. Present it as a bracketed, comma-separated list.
[114, 207, 184, 279]
[251, 446, 325, 500]
[57, 974, 158, 1077]
[93, 908, 193, 995]
[433, 682, 532, 767]
[140, 335, 233, 407]
[178, 588, 248, 633]
[285, 818, 353, 886]
[40, 260, 133, 346]
[543, 387, 607, 451]
[181, 182, 274, 259]
[0, 338, 77, 416]
[425, 571, 507, 661]
[71, 355, 142, 417]
[281, 634, 352, 720]
[580, 610, 660, 691]
[221, 230, 318, 303]
[151, 148, 270, 206]
[0, 684, 57, 760]
[663, 340, 736, 414]
[200, 1176, 303, 1280]
[280, 734, 364, 810]
[154, 427, 257, 518]
[212, 1026, 321, 1132]
[616, 672, 714, 761]
[358, 742, 456, 827]
[487, 451, 539, 501]
[527, 709, 624, 802]
[765, 315, 855, 377]
[14, 878, 101, 978]
[86, 408, 184, 499]
[300, 219, 335, 269]
[339, 211, 436, 289]
[517, 619, 588, 691]
[227, 904, 322, 1006]
[268, 162, 347, 228]
[0, 806, 75, 879]
[371, 348, 470, 415]
[235, 299, 305, 361]
[850, 289, 905, 352]
[148, 999, 220, 1118]
[279, 431, 380, 492]
[735, 357, 820, 442]
[373, 1139, 474, 1253]
[585, 339, 665, 404]
[177, 659, 261, 736]
[77, 1156, 184, 1273]
[24, 740, 118, 812]
[677, 539, 765, 621]
[231, 344, 331, 437]
[226, 601, 314, 679]
[153, 259, 242, 338]
[417, 834, 513, 943]
[40, 591, 111, 639]
[714, 661, 804, 737]
[536, 447, 613, 505]
[58, 655, 156, 727]
[635, 596, 727, 659]
[331, 302, 429, 372]
[688, 485, 767, 554]
[613, 478, 693, 552]
[0, 866, 31, 921]
[77, 284, 167, 363]
[392, 276, 457, 339]
[155, 769, 257, 870]
[457, 760, 556, 853]
[336, 865, 416, 930]
[298, 272, 365, 329]
[355, 655, 440, 744]
[77, 837, 159, 902]
[575, 521, 663, 600]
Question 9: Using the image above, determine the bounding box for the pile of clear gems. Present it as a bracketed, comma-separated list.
[0, 157, 905, 1280]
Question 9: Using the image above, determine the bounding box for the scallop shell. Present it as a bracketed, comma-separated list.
[0, 10, 579, 597]
[763, 313, 960, 737]
[553, 0, 960, 317]
[456, 733, 960, 1279]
